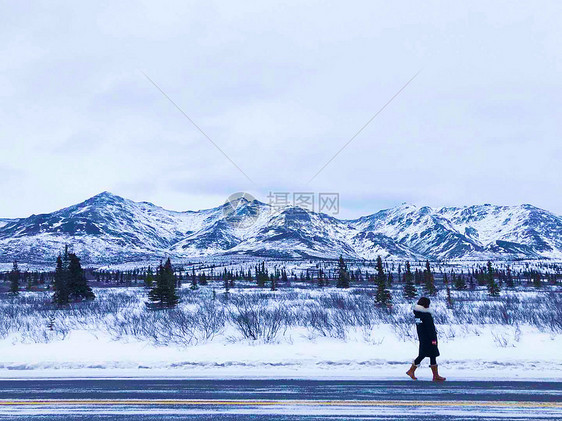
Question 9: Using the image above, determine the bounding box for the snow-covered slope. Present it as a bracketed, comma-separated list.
[349, 205, 482, 259]
[350, 203, 562, 260]
[0, 192, 561, 263]
[437, 204, 562, 259]
[0, 219, 18, 229]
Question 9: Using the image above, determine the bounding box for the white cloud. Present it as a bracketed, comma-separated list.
[0, 1, 560, 218]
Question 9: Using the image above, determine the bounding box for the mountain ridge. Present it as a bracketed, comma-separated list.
[1, 192, 561, 264]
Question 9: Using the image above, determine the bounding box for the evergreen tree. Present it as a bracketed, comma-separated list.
[453, 272, 467, 290]
[532, 271, 542, 288]
[317, 268, 325, 287]
[423, 260, 437, 296]
[281, 269, 288, 285]
[444, 273, 453, 308]
[486, 260, 500, 296]
[53, 248, 71, 306]
[256, 262, 268, 287]
[336, 255, 350, 288]
[374, 256, 392, 305]
[144, 266, 154, 288]
[402, 261, 417, 300]
[67, 253, 95, 301]
[477, 268, 487, 286]
[270, 273, 277, 291]
[149, 263, 165, 305]
[148, 258, 179, 308]
[414, 269, 422, 285]
[25, 271, 32, 291]
[191, 271, 199, 290]
[224, 269, 230, 293]
[506, 266, 514, 288]
[176, 268, 183, 288]
[8, 260, 20, 295]
[199, 272, 208, 286]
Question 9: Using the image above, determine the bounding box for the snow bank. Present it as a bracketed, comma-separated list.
[0, 326, 560, 381]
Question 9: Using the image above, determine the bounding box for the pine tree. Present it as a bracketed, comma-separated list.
[486, 260, 500, 296]
[8, 260, 20, 295]
[506, 266, 514, 288]
[199, 272, 208, 286]
[402, 261, 417, 300]
[532, 271, 542, 288]
[414, 269, 422, 285]
[144, 266, 154, 288]
[374, 256, 392, 306]
[270, 273, 277, 291]
[191, 272, 199, 290]
[149, 263, 165, 305]
[477, 268, 487, 286]
[336, 255, 350, 288]
[444, 273, 453, 308]
[67, 253, 95, 301]
[148, 258, 179, 308]
[281, 269, 288, 285]
[224, 269, 230, 293]
[25, 271, 32, 291]
[164, 258, 179, 305]
[317, 268, 325, 287]
[453, 272, 467, 290]
[256, 262, 268, 288]
[53, 248, 71, 306]
[423, 260, 437, 296]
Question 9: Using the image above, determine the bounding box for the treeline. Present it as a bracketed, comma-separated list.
[0, 266, 50, 290]
[0, 253, 562, 306]
[3, 246, 94, 305]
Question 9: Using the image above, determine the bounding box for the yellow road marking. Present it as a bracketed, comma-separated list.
[0, 400, 560, 409]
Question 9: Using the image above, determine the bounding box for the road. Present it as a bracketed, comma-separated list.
[0, 379, 560, 420]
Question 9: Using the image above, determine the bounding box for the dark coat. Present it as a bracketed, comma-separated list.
[414, 305, 440, 358]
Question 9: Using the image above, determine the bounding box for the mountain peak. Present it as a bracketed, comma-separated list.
[87, 191, 126, 204]
[94, 191, 119, 199]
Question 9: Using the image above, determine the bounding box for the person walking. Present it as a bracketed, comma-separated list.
[406, 297, 446, 381]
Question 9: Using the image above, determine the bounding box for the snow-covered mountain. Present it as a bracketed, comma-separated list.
[0, 192, 561, 264]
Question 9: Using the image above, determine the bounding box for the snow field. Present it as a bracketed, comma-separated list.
[0, 284, 560, 380]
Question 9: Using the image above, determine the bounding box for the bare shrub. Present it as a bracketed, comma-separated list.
[193, 300, 226, 341]
[228, 295, 289, 342]
[305, 305, 347, 339]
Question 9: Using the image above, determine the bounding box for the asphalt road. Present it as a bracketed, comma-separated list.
[0, 379, 560, 420]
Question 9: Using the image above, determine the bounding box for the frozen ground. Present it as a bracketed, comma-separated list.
[0, 285, 560, 381]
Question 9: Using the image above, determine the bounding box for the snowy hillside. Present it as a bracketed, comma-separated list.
[0, 219, 17, 229]
[0, 192, 561, 263]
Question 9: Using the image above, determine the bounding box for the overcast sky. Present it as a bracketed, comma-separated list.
[1, 1, 561, 219]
